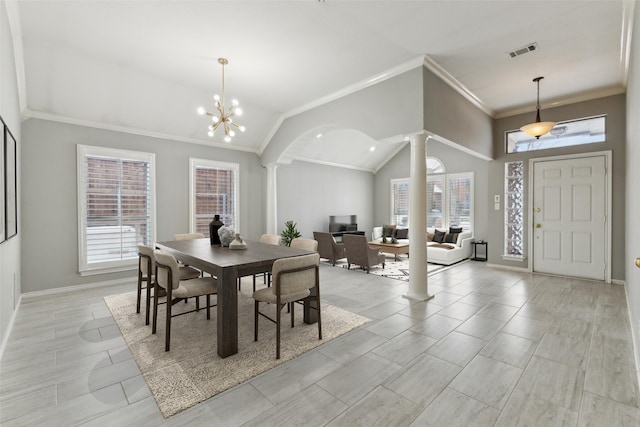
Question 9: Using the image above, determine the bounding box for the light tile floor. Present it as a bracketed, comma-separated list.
[1, 261, 639, 426]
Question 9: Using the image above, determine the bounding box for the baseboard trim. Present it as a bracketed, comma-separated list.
[21, 277, 135, 299]
[612, 279, 625, 286]
[0, 294, 22, 362]
[623, 282, 640, 395]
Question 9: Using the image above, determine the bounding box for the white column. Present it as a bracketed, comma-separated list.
[265, 163, 279, 235]
[404, 132, 433, 301]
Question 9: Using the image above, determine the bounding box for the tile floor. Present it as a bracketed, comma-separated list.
[1, 261, 639, 426]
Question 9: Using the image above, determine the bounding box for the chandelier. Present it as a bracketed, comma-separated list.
[520, 76, 556, 139]
[197, 58, 245, 143]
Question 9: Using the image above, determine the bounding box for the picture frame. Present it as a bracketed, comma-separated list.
[0, 116, 5, 243]
[3, 117, 17, 240]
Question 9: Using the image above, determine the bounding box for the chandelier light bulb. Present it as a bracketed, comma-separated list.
[208, 125, 214, 131]
[239, 126, 246, 132]
[212, 116, 219, 123]
[229, 130, 236, 137]
[224, 135, 231, 143]
[232, 99, 239, 107]
[214, 94, 220, 102]
[208, 130, 214, 137]
[235, 108, 243, 116]
[197, 106, 205, 115]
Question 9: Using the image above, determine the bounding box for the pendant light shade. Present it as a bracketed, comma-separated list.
[520, 76, 555, 139]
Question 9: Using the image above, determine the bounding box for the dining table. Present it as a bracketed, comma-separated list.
[155, 238, 316, 358]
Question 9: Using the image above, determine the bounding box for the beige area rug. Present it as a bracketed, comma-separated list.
[354, 256, 445, 281]
[105, 289, 370, 418]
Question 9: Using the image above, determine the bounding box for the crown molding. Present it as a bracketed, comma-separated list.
[24, 110, 260, 154]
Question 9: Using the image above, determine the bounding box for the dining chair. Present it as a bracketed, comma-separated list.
[290, 237, 318, 251]
[248, 233, 282, 292]
[173, 233, 205, 241]
[152, 250, 218, 351]
[137, 244, 205, 325]
[253, 253, 321, 359]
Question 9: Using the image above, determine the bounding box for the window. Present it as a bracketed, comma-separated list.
[77, 145, 155, 275]
[190, 158, 239, 237]
[506, 115, 605, 153]
[447, 173, 473, 231]
[427, 176, 445, 228]
[504, 161, 524, 258]
[390, 179, 409, 227]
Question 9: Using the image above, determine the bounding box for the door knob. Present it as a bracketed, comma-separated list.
[536, 224, 541, 228]
[636, 257, 640, 268]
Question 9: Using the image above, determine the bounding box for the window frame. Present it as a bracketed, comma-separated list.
[189, 158, 240, 236]
[390, 178, 409, 227]
[77, 144, 156, 275]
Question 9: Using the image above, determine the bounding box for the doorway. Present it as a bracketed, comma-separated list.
[530, 152, 611, 281]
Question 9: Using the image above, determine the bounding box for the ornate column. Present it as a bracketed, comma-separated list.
[404, 132, 433, 301]
[265, 163, 279, 235]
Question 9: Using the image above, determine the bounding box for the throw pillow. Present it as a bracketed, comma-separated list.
[444, 233, 459, 244]
[433, 229, 446, 243]
[395, 228, 408, 239]
[427, 232, 434, 242]
[383, 224, 396, 237]
[449, 226, 463, 234]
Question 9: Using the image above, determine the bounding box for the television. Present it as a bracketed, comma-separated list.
[329, 215, 358, 233]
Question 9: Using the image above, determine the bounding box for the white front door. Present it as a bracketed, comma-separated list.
[532, 155, 607, 280]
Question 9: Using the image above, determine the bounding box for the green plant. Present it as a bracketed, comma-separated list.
[281, 220, 301, 247]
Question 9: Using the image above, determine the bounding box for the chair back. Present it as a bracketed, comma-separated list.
[260, 234, 282, 246]
[154, 250, 181, 290]
[137, 243, 155, 276]
[343, 234, 369, 265]
[272, 253, 320, 296]
[173, 233, 205, 241]
[313, 231, 338, 259]
[290, 237, 318, 251]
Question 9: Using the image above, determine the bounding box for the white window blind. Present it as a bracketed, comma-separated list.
[390, 179, 409, 227]
[427, 176, 445, 228]
[77, 145, 155, 274]
[189, 158, 239, 236]
[447, 173, 473, 231]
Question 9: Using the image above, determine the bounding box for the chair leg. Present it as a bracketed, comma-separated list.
[152, 283, 159, 334]
[136, 271, 143, 314]
[276, 303, 281, 359]
[290, 300, 295, 327]
[254, 301, 259, 341]
[165, 289, 172, 351]
[317, 293, 322, 340]
[145, 277, 151, 325]
[206, 294, 211, 320]
[196, 296, 200, 311]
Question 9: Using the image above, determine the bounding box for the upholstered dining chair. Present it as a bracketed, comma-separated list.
[290, 237, 318, 252]
[172, 233, 205, 279]
[152, 250, 218, 351]
[313, 231, 346, 266]
[248, 233, 283, 292]
[137, 244, 203, 325]
[343, 234, 386, 273]
[173, 233, 205, 241]
[253, 253, 321, 359]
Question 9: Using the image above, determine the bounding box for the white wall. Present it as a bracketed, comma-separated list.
[625, 2, 640, 372]
[0, 0, 22, 354]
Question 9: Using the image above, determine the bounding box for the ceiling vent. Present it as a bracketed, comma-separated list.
[508, 43, 538, 59]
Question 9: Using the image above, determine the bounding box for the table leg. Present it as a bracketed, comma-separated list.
[217, 266, 238, 357]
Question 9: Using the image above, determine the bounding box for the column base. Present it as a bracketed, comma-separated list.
[402, 292, 435, 302]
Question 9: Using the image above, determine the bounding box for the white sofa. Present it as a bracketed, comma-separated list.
[371, 226, 473, 265]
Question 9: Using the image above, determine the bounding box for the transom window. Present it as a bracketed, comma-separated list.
[506, 115, 606, 154]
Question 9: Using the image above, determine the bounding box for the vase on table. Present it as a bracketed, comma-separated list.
[209, 215, 224, 246]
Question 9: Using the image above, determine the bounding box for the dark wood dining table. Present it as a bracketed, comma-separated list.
[155, 238, 316, 358]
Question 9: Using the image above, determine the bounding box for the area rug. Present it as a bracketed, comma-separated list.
[368, 256, 445, 281]
[105, 288, 370, 418]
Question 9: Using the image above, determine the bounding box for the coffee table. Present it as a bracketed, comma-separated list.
[368, 241, 410, 260]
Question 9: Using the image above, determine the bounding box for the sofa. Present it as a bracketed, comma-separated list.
[371, 226, 473, 265]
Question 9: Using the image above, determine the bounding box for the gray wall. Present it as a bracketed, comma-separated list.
[262, 67, 424, 165]
[423, 68, 493, 159]
[489, 94, 626, 281]
[374, 140, 490, 238]
[276, 160, 374, 239]
[625, 1, 640, 370]
[0, 0, 22, 350]
[21, 119, 265, 292]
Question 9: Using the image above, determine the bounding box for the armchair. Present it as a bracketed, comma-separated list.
[313, 231, 346, 266]
[343, 234, 386, 273]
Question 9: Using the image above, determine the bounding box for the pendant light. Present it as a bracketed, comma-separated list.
[520, 76, 556, 139]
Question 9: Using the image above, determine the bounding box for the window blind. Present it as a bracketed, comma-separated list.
[191, 159, 239, 236]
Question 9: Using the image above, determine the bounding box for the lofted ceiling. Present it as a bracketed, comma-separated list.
[10, 0, 633, 171]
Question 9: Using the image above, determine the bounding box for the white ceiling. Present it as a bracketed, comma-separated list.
[11, 0, 633, 171]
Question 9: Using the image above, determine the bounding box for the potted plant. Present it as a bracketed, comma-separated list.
[281, 220, 301, 246]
